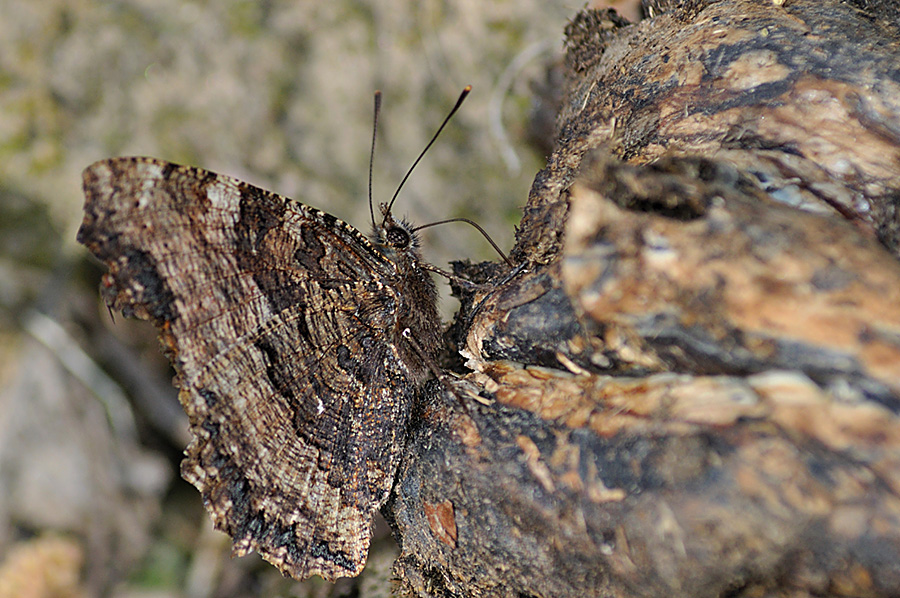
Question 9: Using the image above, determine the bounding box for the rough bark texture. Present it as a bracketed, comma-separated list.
[388, 1, 900, 597]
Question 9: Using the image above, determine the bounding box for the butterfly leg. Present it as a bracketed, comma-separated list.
[401, 328, 476, 419]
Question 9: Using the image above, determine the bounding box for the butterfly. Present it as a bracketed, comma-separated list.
[77, 89, 474, 581]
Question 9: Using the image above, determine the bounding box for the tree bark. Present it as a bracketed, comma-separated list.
[388, 1, 900, 597]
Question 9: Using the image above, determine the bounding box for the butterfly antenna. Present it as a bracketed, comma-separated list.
[368, 91, 383, 230]
[414, 217, 513, 267]
[383, 86, 472, 223]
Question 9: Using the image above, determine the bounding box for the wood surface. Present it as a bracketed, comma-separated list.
[389, 1, 900, 596]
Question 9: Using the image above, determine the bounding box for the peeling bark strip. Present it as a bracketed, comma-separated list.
[564, 154, 900, 407]
[392, 1, 900, 597]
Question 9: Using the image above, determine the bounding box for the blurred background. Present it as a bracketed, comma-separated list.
[0, 0, 638, 596]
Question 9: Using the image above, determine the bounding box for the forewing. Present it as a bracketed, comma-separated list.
[78, 157, 417, 580]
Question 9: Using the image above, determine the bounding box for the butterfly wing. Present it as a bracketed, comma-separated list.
[78, 157, 421, 580]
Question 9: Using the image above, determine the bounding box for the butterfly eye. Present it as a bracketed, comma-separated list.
[385, 225, 411, 249]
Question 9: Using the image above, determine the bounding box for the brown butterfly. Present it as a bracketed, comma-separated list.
[77, 89, 475, 581]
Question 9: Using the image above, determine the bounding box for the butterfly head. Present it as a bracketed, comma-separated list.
[372, 202, 423, 266]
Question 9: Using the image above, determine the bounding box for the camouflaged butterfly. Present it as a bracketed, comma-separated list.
[77, 90, 473, 581]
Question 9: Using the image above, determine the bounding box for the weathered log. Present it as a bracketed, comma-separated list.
[388, 1, 900, 597]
